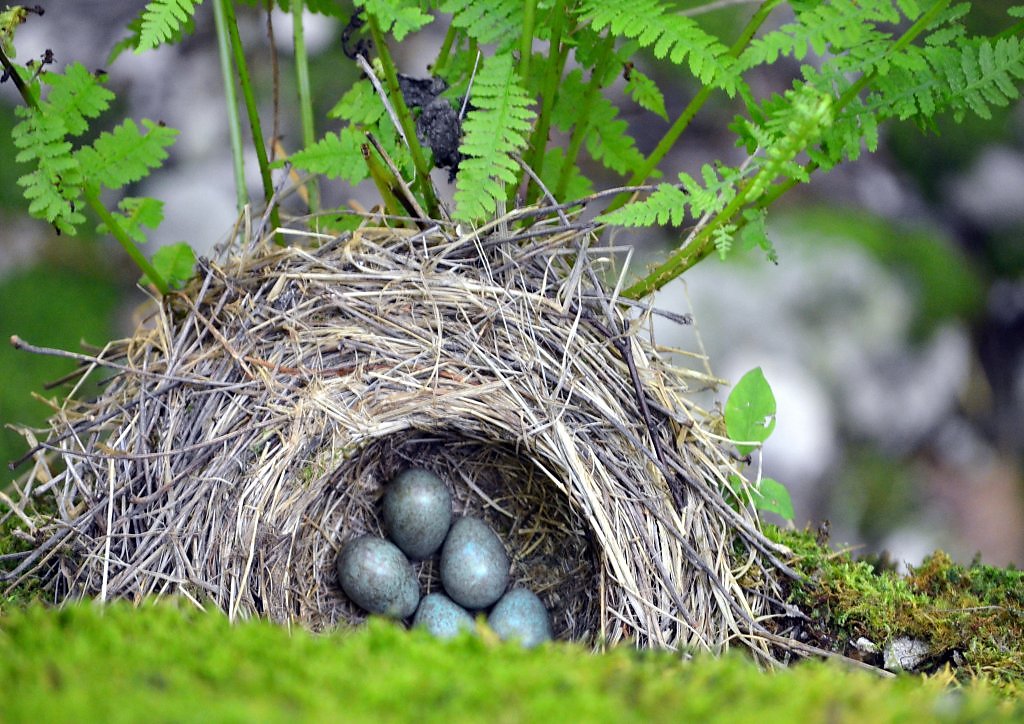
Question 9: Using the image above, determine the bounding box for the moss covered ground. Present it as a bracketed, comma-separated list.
[2, 520, 1023, 721]
[768, 526, 1024, 692]
[1, 600, 1021, 722]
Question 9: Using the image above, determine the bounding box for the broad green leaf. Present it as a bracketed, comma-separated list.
[727, 474, 794, 520]
[144, 242, 196, 289]
[752, 477, 794, 520]
[725, 367, 776, 455]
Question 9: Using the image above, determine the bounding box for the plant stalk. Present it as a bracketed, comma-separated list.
[0, 44, 39, 110]
[605, 0, 782, 215]
[220, 0, 279, 235]
[621, 0, 955, 299]
[432, 23, 458, 76]
[524, 0, 567, 201]
[367, 14, 440, 217]
[211, 0, 249, 210]
[291, 0, 319, 213]
[556, 33, 615, 200]
[83, 184, 169, 295]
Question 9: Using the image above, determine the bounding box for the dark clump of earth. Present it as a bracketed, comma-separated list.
[398, 73, 464, 181]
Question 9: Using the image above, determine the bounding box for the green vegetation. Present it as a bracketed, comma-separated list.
[768, 526, 1024, 693]
[4, 2, 1024, 293]
[0, 599, 1021, 722]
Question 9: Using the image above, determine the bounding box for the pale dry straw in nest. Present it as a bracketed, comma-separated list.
[2, 207, 800, 659]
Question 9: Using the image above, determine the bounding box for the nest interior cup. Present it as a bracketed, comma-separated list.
[2, 216, 794, 658]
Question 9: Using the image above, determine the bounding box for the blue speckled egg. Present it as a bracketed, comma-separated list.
[440, 517, 509, 610]
[488, 588, 552, 648]
[413, 593, 475, 639]
[383, 468, 453, 560]
[336, 536, 419, 619]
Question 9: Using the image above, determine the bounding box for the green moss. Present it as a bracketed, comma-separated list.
[767, 526, 1024, 692]
[0, 599, 1020, 722]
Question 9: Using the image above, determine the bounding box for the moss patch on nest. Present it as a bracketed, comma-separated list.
[1, 598, 1021, 722]
[766, 526, 1024, 692]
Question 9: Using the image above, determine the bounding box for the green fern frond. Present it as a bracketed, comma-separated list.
[110, 7, 194, 63]
[441, 0, 523, 48]
[11, 108, 84, 234]
[579, 0, 739, 92]
[549, 69, 645, 179]
[585, 94, 647, 177]
[598, 162, 742, 228]
[289, 127, 369, 184]
[454, 53, 536, 222]
[362, 0, 432, 42]
[684, 164, 742, 216]
[75, 119, 179, 190]
[624, 67, 668, 121]
[740, 0, 913, 72]
[328, 80, 386, 125]
[539, 148, 593, 202]
[137, 0, 202, 53]
[863, 36, 1024, 125]
[712, 224, 735, 260]
[747, 88, 833, 198]
[42, 64, 115, 136]
[97, 197, 165, 245]
[597, 184, 687, 227]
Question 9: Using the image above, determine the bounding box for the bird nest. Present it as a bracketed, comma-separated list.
[2, 208, 799, 658]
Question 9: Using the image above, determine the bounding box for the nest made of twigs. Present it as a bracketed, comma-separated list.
[2, 206, 799, 659]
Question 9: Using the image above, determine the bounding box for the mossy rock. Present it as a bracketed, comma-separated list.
[767, 526, 1024, 694]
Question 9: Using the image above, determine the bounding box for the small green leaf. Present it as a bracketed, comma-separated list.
[727, 475, 794, 520]
[725, 367, 776, 455]
[752, 477, 794, 520]
[288, 128, 368, 184]
[98, 197, 164, 245]
[144, 242, 196, 289]
[624, 68, 668, 120]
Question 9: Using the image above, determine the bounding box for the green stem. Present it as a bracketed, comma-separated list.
[221, 0, 277, 220]
[291, 0, 319, 213]
[621, 0, 954, 299]
[432, 23, 458, 75]
[0, 44, 39, 110]
[367, 14, 440, 217]
[211, 0, 248, 210]
[555, 33, 615, 200]
[524, 0, 567, 202]
[519, 0, 537, 84]
[84, 184, 169, 295]
[605, 0, 781, 215]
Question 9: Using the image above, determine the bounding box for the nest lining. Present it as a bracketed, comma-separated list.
[2, 212, 796, 657]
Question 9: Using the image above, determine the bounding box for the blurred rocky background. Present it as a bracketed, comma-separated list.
[2, 1, 1022, 568]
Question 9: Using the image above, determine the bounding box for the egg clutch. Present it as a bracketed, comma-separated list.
[335, 468, 553, 647]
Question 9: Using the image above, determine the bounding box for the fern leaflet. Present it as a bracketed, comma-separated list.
[362, 0, 433, 42]
[579, 0, 739, 93]
[12, 108, 84, 234]
[137, 0, 202, 53]
[289, 127, 369, 184]
[598, 163, 743, 228]
[328, 79, 387, 125]
[454, 53, 536, 222]
[76, 119, 179, 190]
[624, 67, 667, 121]
[441, 0, 523, 49]
[539, 148, 593, 203]
[859, 36, 1024, 125]
[43, 65, 115, 135]
[599, 184, 688, 227]
[97, 197, 165, 245]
